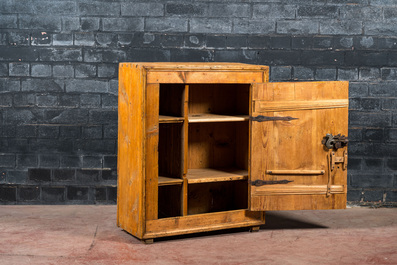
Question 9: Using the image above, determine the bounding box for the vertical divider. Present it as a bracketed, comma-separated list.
[145, 83, 160, 220]
[182, 84, 189, 216]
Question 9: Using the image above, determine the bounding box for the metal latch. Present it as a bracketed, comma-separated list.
[322, 134, 348, 150]
[326, 150, 348, 197]
[330, 150, 348, 171]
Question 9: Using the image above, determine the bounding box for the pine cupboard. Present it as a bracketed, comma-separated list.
[117, 63, 349, 243]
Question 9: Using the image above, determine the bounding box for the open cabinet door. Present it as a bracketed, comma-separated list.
[249, 81, 349, 211]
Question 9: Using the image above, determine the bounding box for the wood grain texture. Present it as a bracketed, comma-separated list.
[145, 84, 160, 221]
[147, 71, 264, 84]
[158, 176, 183, 186]
[186, 168, 248, 183]
[182, 177, 188, 216]
[250, 194, 346, 211]
[182, 84, 189, 176]
[266, 170, 325, 175]
[252, 185, 345, 195]
[188, 122, 249, 170]
[250, 81, 348, 211]
[182, 85, 189, 216]
[117, 64, 146, 238]
[254, 99, 348, 112]
[159, 115, 184, 123]
[144, 210, 264, 239]
[126, 62, 269, 71]
[188, 114, 249, 123]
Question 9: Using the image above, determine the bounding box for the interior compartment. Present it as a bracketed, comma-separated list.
[159, 84, 185, 118]
[187, 121, 249, 170]
[158, 185, 182, 218]
[159, 123, 183, 179]
[158, 83, 250, 217]
[188, 180, 248, 215]
[188, 84, 250, 116]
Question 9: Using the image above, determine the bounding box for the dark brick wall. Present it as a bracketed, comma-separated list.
[0, 0, 396, 205]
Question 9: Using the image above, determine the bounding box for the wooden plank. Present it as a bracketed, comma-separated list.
[145, 84, 160, 221]
[182, 85, 189, 216]
[159, 115, 184, 123]
[266, 170, 325, 175]
[182, 178, 188, 216]
[121, 62, 269, 71]
[252, 185, 345, 195]
[254, 99, 348, 112]
[158, 176, 183, 186]
[144, 210, 264, 239]
[187, 168, 248, 183]
[147, 71, 264, 84]
[188, 114, 249, 123]
[251, 194, 346, 211]
[117, 63, 146, 238]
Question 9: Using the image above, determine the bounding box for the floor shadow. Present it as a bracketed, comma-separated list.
[154, 212, 327, 243]
[154, 227, 252, 243]
[261, 212, 327, 230]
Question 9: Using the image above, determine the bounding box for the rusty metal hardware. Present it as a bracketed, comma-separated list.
[322, 134, 348, 150]
[330, 150, 348, 171]
[251, 179, 294, 186]
[326, 150, 348, 197]
[250, 115, 298, 122]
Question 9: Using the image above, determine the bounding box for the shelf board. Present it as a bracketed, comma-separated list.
[159, 115, 184, 124]
[158, 176, 183, 186]
[186, 168, 248, 184]
[188, 114, 249, 123]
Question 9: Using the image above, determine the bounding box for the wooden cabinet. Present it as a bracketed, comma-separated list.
[117, 63, 349, 242]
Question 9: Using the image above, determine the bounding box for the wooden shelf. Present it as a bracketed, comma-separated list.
[159, 115, 184, 123]
[186, 168, 248, 184]
[188, 114, 249, 123]
[158, 176, 183, 186]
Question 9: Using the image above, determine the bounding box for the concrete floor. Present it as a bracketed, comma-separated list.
[0, 206, 396, 265]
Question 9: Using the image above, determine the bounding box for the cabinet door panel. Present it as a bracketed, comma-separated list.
[249, 81, 348, 211]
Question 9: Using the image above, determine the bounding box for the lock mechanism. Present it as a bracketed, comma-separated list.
[330, 150, 348, 171]
[322, 134, 348, 150]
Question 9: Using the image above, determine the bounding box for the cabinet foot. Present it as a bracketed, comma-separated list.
[143, 239, 154, 244]
[249, 226, 260, 232]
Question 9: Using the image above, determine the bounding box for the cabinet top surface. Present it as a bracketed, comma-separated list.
[119, 62, 269, 71]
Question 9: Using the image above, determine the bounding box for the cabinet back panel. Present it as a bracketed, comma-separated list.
[188, 122, 248, 170]
[189, 84, 249, 115]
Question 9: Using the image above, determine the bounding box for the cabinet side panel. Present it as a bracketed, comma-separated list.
[117, 64, 145, 238]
